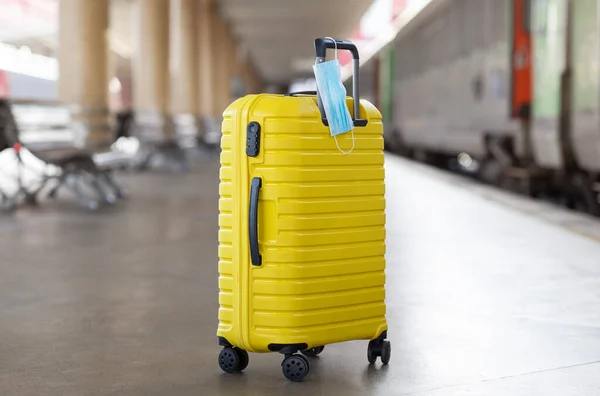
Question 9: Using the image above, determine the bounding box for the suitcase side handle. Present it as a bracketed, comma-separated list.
[314, 38, 368, 128]
[249, 177, 262, 266]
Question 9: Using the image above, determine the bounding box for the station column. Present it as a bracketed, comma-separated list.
[132, 0, 170, 143]
[58, 0, 111, 149]
[197, 0, 217, 143]
[170, 0, 199, 148]
[196, 10, 233, 146]
[226, 30, 243, 104]
[213, 17, 232, 116]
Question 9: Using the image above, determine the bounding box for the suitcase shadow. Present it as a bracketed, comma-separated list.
[362, 364, 390, 383]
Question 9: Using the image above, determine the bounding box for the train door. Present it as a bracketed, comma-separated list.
[510, 0, 533, 163]
[378, 46, 397, 151]
[529, 0, 570, 170]
[570, 0, 600, 172]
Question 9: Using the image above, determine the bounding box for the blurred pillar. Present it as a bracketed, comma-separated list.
[195, 1, 227, 146]
[212, 17, 232, 115]
[170, 0, 199, 148]
[197, 0, 216, 121]
[132, 0, 170, 143]
[58, 0, 111, 149]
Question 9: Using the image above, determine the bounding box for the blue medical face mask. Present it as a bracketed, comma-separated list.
[313, 59, 355, 154]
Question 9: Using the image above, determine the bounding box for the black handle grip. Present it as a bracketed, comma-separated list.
[249, 177, 262, 266]
[313, 38, 367, 127]
[314, 38, 359, 60]
[284, 90, 317, 97]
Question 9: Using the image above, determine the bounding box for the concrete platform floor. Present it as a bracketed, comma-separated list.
[1, 153, 600, 395]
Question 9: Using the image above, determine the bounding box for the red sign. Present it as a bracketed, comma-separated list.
[0, 70, 9, 98]
[351, 27, 363, 41]
[339, 51, 352, 68]
[337, 27, 362, 67]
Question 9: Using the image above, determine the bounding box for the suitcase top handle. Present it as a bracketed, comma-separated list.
[313, 38, 367, 128]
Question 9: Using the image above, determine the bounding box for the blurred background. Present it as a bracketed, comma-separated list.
[2, 1, 600, 395]
[0, 0, 598, 214]
[0, 0, 423, 210]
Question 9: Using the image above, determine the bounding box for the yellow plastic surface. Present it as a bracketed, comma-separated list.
[217, 94, 387, 353]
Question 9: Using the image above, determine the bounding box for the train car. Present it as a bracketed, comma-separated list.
[346, 46, 398, 152]
[352, 52, 396, 150]
[569, 0, 600, 177]
[530, 0, 600, 211]
[378, 0, 600, 214]
[391, 0, 524, 169]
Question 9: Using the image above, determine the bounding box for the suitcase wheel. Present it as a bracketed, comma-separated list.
[300, 345, 325, 358]
[218, 347, 249, 373]
[281, 354, 310, 382]
[367, 339, 391, 365]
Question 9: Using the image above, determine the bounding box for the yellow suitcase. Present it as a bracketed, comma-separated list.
[217, 38, 390, 381]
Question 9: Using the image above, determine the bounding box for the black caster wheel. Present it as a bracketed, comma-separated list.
[301, 345, 324, 358]
[234, 347, 249, 371]
[367, 339, 391, 364]
[218, 347, 241, 373]
[381, 341, 391, 365]
[367, 340, 378, 364]
[282, 354, 309, 382]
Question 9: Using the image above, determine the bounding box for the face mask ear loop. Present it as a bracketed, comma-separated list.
[324, 37, 338, 60]
[333, 131, 355, 155]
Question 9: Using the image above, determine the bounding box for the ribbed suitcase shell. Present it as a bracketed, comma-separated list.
[217, 93, 387, 353]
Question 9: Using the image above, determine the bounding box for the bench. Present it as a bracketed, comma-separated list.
[115, 109, 202, 173]
[0, 99, 131, 211]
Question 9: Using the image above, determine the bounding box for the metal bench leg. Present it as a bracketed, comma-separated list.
[0, 191, 17, 214]
[89, 172, 118, 206]
[47, 174, 67, 199]
[66, 171, 102, 211]
[25, 175, 56, 205]
[99, 172, 127, 200]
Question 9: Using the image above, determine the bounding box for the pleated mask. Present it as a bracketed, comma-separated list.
[313, 52, 355, 154]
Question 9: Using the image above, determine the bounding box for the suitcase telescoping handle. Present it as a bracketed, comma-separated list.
[249, 177, 262, 266]
[314, 38, 368, 127]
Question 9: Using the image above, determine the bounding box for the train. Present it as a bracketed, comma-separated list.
[353, 0, 600, 215]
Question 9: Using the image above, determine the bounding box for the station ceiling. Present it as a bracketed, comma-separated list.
[215, 0, 376, 84]
[1, 0, 376, 85]
[109, 0, 376, 84]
